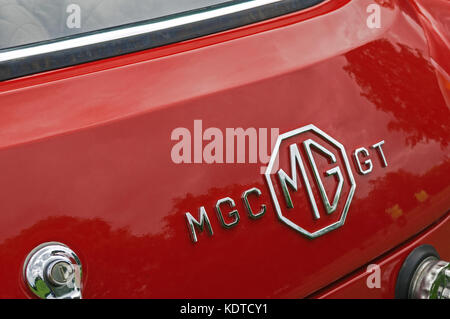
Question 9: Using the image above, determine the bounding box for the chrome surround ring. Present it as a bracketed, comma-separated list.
[23, 242, 82, 299]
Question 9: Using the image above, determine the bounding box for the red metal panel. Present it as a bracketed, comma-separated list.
[0, 0, 448, 298]
[314, 213, 450, 299]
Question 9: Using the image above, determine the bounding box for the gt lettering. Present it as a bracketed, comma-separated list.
[353, 140, 387, 175]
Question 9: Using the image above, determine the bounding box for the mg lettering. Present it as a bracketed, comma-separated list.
[265, 125, 356, 239]
[185, 124, 387, 243]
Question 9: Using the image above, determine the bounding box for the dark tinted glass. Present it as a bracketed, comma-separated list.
[0, 0, 234, 49]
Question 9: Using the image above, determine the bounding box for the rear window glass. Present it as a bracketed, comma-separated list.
[0, 0, 234, 49]
[0, 0, 326, 81]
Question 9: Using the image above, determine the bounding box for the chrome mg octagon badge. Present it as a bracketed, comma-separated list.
[184, 124, 388, 243]
[264, 124, 356, 239]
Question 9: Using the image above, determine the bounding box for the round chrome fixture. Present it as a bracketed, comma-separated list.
[396, 245, 450, 299]
[23, 242, 82, 299]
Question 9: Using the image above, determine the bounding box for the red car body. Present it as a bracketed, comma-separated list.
[0, 0, 448, 298]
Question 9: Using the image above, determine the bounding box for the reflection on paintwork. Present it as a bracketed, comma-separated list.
[0, 0, 448, 299]
[344, 39, 449, 149]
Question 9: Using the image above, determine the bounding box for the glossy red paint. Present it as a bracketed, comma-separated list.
[0, 0, 448, 298]
[314, 213, 450, 299]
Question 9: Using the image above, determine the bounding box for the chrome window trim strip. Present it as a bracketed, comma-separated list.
[0, 0, 281, 63]
[0, 0, 325, 81]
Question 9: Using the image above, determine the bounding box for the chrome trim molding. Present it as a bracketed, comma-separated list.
[0, 0, 325, 80]
[0, 0, 281, 63]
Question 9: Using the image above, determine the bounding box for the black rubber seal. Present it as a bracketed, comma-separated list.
[0, 0, 325, 81]
[395, 244, 440, 299]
